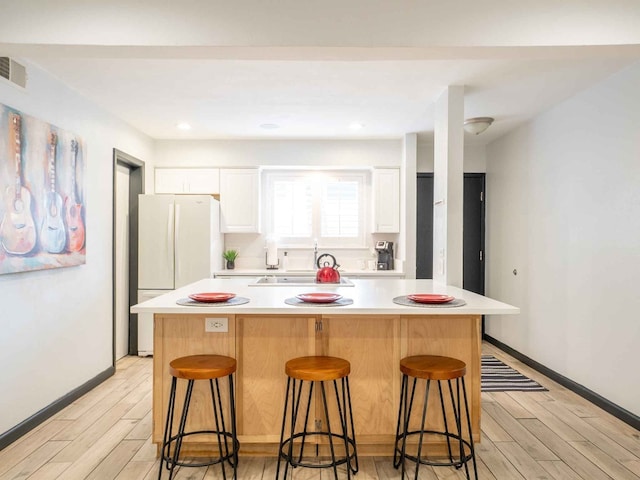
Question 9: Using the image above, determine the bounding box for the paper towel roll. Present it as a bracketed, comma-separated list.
[266, 239, 278, 266]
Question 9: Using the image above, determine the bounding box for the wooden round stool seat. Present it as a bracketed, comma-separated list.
[169, 354, 236, 380]
[400, 355, 466, 381]
[285, 356, 350, 381]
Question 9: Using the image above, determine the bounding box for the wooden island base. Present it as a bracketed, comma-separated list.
[153, 313, 481, 456]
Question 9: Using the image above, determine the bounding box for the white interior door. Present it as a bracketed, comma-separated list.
[115, 164, 130, 360]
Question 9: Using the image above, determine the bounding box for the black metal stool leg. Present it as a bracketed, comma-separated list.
[332, 379, 351, 479]
[286, 378, 300, 478]
[275, 376, 292, 480]
[297, 380, 315, 464]
[344, 377, 359, 474]
[413, 379, 431, 480]
[169, 379, 194, 479]
[210, 379, 228, 480]
[320, 381, 340, 480]
[461, 377, 478, 480]
[393, 373, 407, 469]
[400, 375, 410, 477]
[439, 380, 455, 463]
[228, 374, 238, 476]
[158, 377, 177, 479]
[214, 378, 231, 465]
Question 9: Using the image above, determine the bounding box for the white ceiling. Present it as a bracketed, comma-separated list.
[2, 1, 640, 144]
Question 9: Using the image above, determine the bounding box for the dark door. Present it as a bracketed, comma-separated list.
[416, 173, 485, 296]
[416, 174, 434, 279]
[462, 174, 485, 295]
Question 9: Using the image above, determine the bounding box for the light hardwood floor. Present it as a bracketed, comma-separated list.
[0, 343, 639, 479]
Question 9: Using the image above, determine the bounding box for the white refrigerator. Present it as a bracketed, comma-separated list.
[137, 194, 222, 356]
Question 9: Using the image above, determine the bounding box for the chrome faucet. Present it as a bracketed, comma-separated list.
[313, 239, 318, 269]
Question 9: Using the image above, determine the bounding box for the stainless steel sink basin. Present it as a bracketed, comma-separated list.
[249, 276, 355, 287]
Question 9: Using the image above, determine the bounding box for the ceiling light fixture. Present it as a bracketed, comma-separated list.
[176, 122, 191, 131]
[349, 122, 364, 130]
[463, 117, 494, 135]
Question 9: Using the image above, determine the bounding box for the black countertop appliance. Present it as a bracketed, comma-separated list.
[375, 241, 394, 270]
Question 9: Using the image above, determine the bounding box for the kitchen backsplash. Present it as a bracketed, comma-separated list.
[223, 233, 400, 271]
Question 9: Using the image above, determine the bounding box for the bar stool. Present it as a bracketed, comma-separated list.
[394, 355, 477, 480]
[158, 354, 239, 480]
[276, 356, 358, 480]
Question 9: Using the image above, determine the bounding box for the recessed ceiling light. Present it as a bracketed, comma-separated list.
[260, 123, 280, 130]
[176, 122, 191, 131]
[349, 122, 364, 130]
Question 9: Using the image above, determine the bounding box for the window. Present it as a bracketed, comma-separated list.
[264, 170, 368, 247]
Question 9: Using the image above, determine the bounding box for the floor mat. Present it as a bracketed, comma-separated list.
[481, 355, 548, 392]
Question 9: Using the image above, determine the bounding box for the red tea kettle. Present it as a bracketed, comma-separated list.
[315, 253, 341, 283]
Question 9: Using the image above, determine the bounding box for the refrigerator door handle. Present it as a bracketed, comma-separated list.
[175, 203, 181, 279]
[167, 204, 174, 269]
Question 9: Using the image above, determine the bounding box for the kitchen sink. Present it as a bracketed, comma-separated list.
[249, 276, 355, 287]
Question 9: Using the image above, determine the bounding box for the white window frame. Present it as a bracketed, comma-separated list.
[263, 169, 369, 248]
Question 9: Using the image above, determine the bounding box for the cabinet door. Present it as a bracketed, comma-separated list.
[220, 169, 261, 233]
[186, 168, 220, 194]
[319, 315, 400, 444]
[155, 168, 188, 193]
[372, 168, 400, 233]
[155, 168, 219, 194]
[236, 315, 316, 443]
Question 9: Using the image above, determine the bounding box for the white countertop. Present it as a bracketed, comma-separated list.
[131, 278, 519, 316]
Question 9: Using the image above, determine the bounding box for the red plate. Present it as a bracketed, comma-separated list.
[188, 292, 236, 303]
[296, 293, 343, 304]
[407, 294, 455, 304]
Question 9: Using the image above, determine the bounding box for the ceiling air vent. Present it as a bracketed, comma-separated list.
[0, 57, 27, 88]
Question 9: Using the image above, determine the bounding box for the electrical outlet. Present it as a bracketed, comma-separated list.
[205, 317, 228, 333]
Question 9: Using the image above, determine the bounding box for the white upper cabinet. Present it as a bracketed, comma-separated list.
[372, 168, 400, 233]
[155, 168, 220, 194]
[219, 168, 261, 233]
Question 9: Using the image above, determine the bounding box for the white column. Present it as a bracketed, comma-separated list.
[401, 133, 417, 279]
[433, 86, 464, 287]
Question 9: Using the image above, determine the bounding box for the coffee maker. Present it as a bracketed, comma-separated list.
[375, 241, 394, 270]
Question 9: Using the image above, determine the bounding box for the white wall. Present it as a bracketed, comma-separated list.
[417, 142, 487, 173]
[485, 61, 640, 416]
[0, 64, 153, 434]
[154, 139, 401, 169]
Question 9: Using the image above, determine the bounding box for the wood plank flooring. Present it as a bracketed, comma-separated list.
[1, 343, 639, 479]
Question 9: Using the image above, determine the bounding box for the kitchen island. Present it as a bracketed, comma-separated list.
[131, 277, 518, 456]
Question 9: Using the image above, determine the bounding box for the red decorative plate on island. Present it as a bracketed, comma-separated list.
[296, 293, 343, 304]
[188, 292, 236, 303]
[407, 294, 455, 304]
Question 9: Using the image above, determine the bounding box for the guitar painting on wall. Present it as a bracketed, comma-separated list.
[0, 113, 37, 257]
[40, 133, 66, 254]
[65, 139, 85, 252]
[0, 103, 86, 275]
